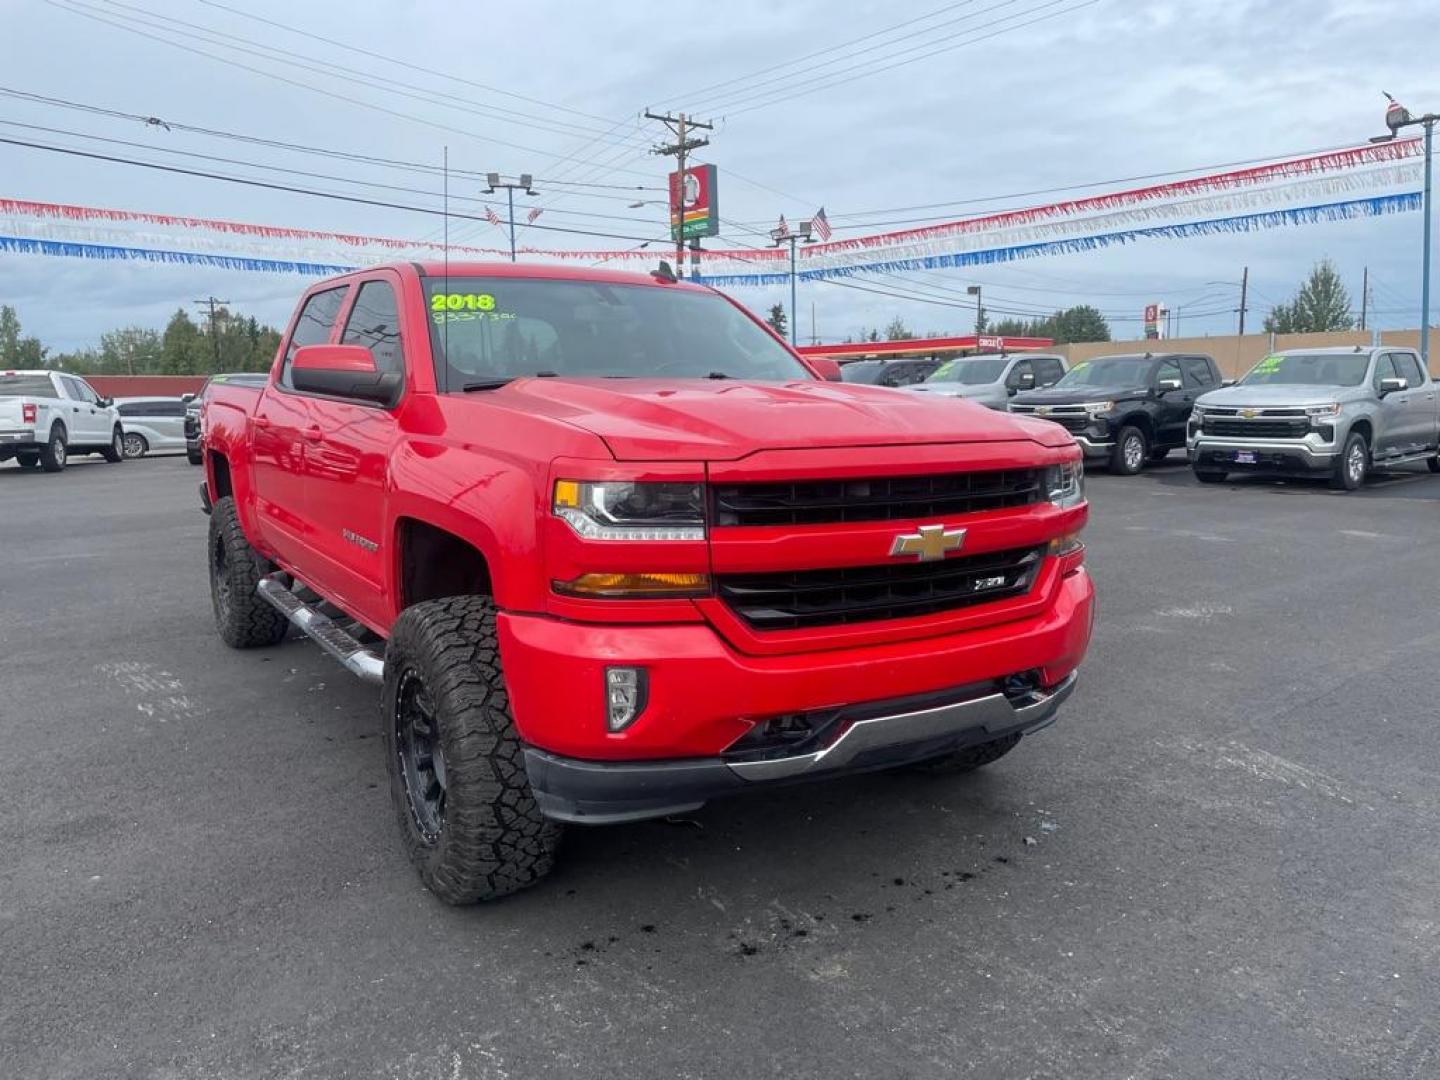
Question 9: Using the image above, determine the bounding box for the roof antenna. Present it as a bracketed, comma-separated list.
[652, 260, 678, 284]
[442, 144, 450, 392]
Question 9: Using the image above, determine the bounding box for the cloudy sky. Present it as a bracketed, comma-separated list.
[0, 0, 1436, 352]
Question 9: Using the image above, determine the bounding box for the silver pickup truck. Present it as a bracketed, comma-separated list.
[1188, 346, 1438, 490]
[905, 352, 1068, 410]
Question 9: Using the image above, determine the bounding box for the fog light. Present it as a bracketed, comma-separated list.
[605, 667, 648, 732]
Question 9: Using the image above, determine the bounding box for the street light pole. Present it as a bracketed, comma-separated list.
[771, 218, 815, 346]
[1372, 95, 1437, 366]
[484, 172, 537, 263]
[966, 285, 982, 338]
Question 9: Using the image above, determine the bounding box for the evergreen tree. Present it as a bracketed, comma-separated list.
[1264, 260, 1354, 333]
[765, 303, 788, 338]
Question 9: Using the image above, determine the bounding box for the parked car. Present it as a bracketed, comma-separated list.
[0, 369, 124, 471]
[1188, 346, 1439, 490]
[1011, 352, 1221, 474]
[840, 357, 945, 387]
[186, 373, 268, 464]
[115, 397, 188, 458]
[201, 262, 1093, 903]
[906, 352, 1068, 410]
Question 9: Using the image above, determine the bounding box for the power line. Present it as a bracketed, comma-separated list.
[711, 0, 1098, 118]
[41, 0, 657, 174]
[0, 134, 671, 245]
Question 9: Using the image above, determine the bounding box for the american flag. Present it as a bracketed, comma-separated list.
[527, 207, 544, 224]
[810, 206, 832, 241]
[485, 205, 502, 226]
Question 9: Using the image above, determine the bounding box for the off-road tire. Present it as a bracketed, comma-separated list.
[911, 733, 1023, 775]
[102, 427, 125, 463]
[120, 431, 146, 459]
[1110, 425, 1147, 475]
[1194, 469, 1227, 484]
[382, 596, 561, 904]
[208, 495, 289, 648]
[1331, 431, 1369, 491]
[187, 446, 204, 466]
[15, 452, 40, 470]
[38, 425, 67, 472]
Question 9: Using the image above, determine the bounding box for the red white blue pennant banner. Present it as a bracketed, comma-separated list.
[0, 139, 1422, 282]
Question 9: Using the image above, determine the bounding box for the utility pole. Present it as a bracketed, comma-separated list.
[645, 110, 713, 279]
[1238, 266, 1249, 336]
[192, 296, 229, 371]
[966, 285, 983, 339]
[770, 217, 816, 346]
[484, 173, 536, 262]
[1360, 266, 1369, 331]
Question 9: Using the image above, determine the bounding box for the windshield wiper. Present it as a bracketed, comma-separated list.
[461, 371, 559, 392]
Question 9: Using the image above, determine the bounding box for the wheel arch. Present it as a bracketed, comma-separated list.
[394, 517, 495, 610]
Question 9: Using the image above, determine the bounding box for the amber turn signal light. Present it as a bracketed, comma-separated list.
[553, 572, 711, 598]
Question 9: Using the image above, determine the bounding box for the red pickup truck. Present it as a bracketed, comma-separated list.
[202, 261, 1093, 903]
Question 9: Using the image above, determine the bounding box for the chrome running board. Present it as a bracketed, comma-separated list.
[257, 572, 385, 685]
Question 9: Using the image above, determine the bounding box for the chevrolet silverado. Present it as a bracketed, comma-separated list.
[201, 262, 1094, 903]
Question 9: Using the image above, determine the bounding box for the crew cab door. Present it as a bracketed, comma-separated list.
[251, 284, 350, 567]
[293, 274, 408, 621]
[1153, 358, 1189, 447]
[1377, 351, 1435, 456]
[59, 375, 106, 444]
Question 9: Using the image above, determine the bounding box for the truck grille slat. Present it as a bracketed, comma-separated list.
[717, 545, 1045, 630]
[712, 469, 1042, 527]
[1203, 419, 1310, 438]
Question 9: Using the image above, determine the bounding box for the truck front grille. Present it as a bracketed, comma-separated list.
[716, 545, 1045, 630]
[1204, 418, 1310, 439]
[711, 469, 1042, 527]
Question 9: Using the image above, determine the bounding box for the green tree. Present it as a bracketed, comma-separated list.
[0, 305, 48, 366]
[764, 303, 788, 339]
[97, 326, 163, 374]
[1047, 305, 1111, 344]
[884, 317, 915, 341]
[160, 308, 206, 374]
[1264, 260, 1354, 334]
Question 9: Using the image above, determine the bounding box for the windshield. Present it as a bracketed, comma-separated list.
[1054, 356, 1151, 388]
[424, 278, 808, 386]
[926, 356, 1007, 385]
[840, 361, 885, 383]
[0, 374, 57, 398]
[1240, 352, 1369, 387]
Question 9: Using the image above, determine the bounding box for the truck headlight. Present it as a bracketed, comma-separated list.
[554, 480, 706, 541]
[1305, 403, 1342, 421]
[1044, 461, 1084, 508]
[1083, 400, 1116, 415]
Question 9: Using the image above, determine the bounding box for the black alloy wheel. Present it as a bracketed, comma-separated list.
[393, 669, 447, 843]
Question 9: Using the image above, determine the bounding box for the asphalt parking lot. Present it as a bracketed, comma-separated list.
[3, 453, 1438, 1080]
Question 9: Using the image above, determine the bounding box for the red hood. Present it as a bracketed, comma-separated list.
[473, 378, 1073, 461]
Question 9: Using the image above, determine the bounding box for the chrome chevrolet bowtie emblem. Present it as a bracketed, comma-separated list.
[1035, 406, 1051, 416]
[890, 524, 967, 562]
[1239, 408, 1259, 418]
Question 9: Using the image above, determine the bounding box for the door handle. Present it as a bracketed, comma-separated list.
[304, 426, 324, 443]
[252, 415, 271, 429]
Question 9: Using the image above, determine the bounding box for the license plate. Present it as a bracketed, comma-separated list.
[1234, 450, 1256, 464]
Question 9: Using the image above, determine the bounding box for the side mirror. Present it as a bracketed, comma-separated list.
[1157, 378, 1183, 393]
[291, 344, 403, 406]
[1378, 376, 1407, 395]
[181, 392, 195, 404]
[98, 396, 114, 408]
[807, 357, 843, 383]
[1016, 371, 1036, 389]
[1221, 379, 1236, 387]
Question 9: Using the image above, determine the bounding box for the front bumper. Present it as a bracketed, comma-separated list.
[1189, 434, 1337, 474]
[1074, 434, 1116, 458]
[500, 565, 1094, 820]
[525, 671, 1077, 823]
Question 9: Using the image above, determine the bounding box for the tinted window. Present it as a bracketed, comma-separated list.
[841, 361, 885, 383]
[1242, 352, 1369, 387]
[342, 281, 404, 375]
[1181, 356, 1215, 388]
[881, 361, 935, 387]
[425, 277, 807, 386]
[60, 376, 86, 400]
[117, 402, 145, 417]
[1393, 353, 1426, 387]
[1157, 359, 1182, 387]
[282, 286, 349, 387]
[1034, 357, 1065, 385]
[1055, 356, 1153, 388]
[0, 374, 58, 398]
[928, 356, 1006, 384]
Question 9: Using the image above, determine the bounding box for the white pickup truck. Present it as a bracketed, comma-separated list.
[0, 370, 125, 472]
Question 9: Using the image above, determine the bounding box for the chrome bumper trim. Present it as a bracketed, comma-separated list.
[726, 670, 1078, 782]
